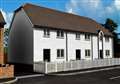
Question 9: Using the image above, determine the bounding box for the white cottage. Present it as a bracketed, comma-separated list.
[8, 3, 114, 72]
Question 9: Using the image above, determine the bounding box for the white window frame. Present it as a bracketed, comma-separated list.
[57, 49, 64, 58]
[85, 49, 91, 57]
[43, 29, 50, 37]
[106, 50, 110, 56]
[76, 33, 80, 40]
[105, 37, 110, 42]
[85, 34, 90, 41]
[56, 30, 64, 38]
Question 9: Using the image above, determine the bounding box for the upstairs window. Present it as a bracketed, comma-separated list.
[76, 33, 80, 40]
[85, 34, 90, 40]
[106, 50, 110, 56]
[99, 31, 103, 41]
[57, 30, 64, 38]
[85, 49, 91, 57]
[44, 29, 50, 37]
[99, 35, 103, 41]
[105, 37, 110, 42]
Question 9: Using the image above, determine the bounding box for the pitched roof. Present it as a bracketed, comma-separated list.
[0, 11, 6, 25]
[15, 3, 112, 36]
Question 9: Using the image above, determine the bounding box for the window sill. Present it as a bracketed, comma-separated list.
[85, 56, 90, 58]
[43, 35, 50, 38]
[76, 38, 80, 40]
[57, 57, 64, 59]
[106, 55, 110, 57]
[85, 39, 90, 41]
[56, 37, 64, 39]
[105, 41, 109, 42]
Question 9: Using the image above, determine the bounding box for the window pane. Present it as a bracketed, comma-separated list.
[108, 50, 110, 56]
[61, 49, 64, 57]
[105, 37, 109, 42]
[85, 35, 87, 39]
[87, 35, 89, 39]
[88, 50, 90, 56]
[44, 29, 46, 35]
[85, 34, 90, 40]
[47, 29, 50, 35]
[106, 50, 110, 56]
[57, 49, 60, 57]
[106, 50, 107, 56]
[61, 31, 64, 37]
[57, 31, 60, 37]
[85, 50, 87, 56]
[76, 33, 80, 39]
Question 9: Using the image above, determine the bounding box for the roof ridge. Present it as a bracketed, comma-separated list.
[22, 3, 96, 22]
[13, 3, 112, 36]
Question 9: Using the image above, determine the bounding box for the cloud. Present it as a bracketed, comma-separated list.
[67, 8, 73, 13]
[66, 0, 100, 14]
[0, 9, 13, 28]
[114, 0, 120, 10]
[66, 0, 120, 20]
[66, 0, 120, 33]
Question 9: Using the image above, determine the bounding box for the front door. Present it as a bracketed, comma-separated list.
[76, 49, 81, 60]
[100, 50, 103, 59]
[43, 49, 50, 62]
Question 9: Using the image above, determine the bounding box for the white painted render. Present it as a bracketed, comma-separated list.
[67, 32, 92, 61]
[103, 37, 113, 58]
[34, 28, 113, 62]
[92, 36, 98, 59]
[34, 29, 66, 62]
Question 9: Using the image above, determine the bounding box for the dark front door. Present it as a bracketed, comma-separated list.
[43, 49, 50, 62]
[76, 49, 81, 60]
[100, 50, 103, 59]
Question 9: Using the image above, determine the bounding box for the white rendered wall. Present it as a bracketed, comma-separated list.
[34, 29, 113, 63]
[67, 32, 92, 61]
[103, 37, 113, 58]
[34, 29, 66, 62]
[92, 36, 98, 59]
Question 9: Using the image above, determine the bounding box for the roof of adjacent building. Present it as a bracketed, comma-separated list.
[0, 11, 6, 25]
[15, 3, 112, 36]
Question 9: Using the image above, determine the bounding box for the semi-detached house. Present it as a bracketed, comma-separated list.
[8, 3, 113, 72]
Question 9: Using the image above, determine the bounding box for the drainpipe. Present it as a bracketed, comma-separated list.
[98, 35, 100, 59]
[66, 32, 68, 61]
[102, 37, 104, 59]
[91, 35, 93, 60]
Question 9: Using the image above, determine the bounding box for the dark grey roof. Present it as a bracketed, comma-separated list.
[15, 3, 113, 36]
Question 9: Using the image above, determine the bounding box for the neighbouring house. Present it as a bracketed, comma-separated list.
[0, 11, 14, 79]
[8, 3, 114, 73]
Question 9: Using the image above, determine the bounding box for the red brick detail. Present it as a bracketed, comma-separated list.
[0, 65, 14, 79]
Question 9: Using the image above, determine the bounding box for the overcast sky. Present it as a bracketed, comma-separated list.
[0, 0, 120, 33]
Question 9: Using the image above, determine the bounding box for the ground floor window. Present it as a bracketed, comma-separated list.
[85, 49, 91, 57]
[106, 50, 110, 56]
[57, 49, 64, 58]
